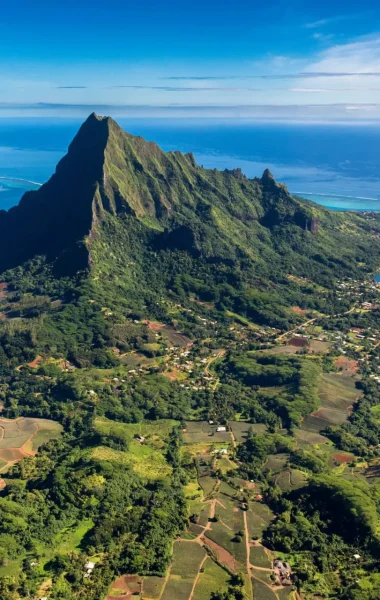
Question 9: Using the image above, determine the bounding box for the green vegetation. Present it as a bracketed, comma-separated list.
[0, 115, 380, 598]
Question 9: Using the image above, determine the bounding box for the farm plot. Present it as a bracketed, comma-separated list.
[252, 578, 278, 600]
[277, 588, 296, 600]
[142, 575, 165, 599]
[250, 545, 273, 568]
[0, 417, 62, 471]
[264, 453, 289, 474]
[229, 421, 266, 442]
[294, 429, 329, 445]
[159, 542, 207, 600]
[107, 574, 143, 599]
[160, 325, 192, 348]
[301, 373, 362, 435]
[183, 421, 230, 444]
[318, 374, 361, 413]
[204, 492, 247, 567]
[275, 469, 307, 492]
[246, 503, 274, 540]
[198, 475, 217, 496]
[192, 557, 229, 600]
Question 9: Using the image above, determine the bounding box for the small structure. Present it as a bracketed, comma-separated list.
[212, 448, 228, 455]
[84, 561, 95, 578]
[134, 434, 145, 443]
[216, 426, 227, 432]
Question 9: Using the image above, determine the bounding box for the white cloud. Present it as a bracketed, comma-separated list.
[307, 35, 380, 77]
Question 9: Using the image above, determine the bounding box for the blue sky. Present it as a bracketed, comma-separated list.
[1, 0, 380, 119]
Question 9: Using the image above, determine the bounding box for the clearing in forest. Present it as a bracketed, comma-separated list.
[0, 417, 62, 472]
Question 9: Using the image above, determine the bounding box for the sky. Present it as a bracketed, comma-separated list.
[1, 0, 380, 120]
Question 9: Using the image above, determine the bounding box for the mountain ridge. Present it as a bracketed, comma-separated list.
[0, 113, 323, 276]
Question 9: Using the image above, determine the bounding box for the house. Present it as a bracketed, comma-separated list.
[216, 426, 227, 432]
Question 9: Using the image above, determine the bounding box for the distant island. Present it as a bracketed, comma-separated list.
[0, 114, 379, 600]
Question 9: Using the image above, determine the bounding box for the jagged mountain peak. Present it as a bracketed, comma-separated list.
[0, 115, 321, 275]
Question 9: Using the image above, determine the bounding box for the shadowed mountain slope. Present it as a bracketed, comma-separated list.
[0, 113, 378, 290]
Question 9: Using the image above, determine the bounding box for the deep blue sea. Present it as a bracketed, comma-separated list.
[1, 118, 380, 211]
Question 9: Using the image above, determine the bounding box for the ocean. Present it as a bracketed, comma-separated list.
[1, 118, 380, 211]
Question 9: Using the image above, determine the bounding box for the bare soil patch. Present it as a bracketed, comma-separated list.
[291, 306, 307, 315]
[28, 355, 42, 369]
[289, 337, 308, 347]
[334, 356, 359, 374]
[332, 453, 355, 464]
[107, 574, 142, 599]
[146, 321, 165, 332]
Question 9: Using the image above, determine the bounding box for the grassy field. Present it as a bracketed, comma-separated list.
[198, 475, 217, 496]
[91, 444, 172, 480]
[318, 373, 361, 412]
[170, 541, 206, 576]
[159, 541, 207, 600]
[370, 404, 380, 424]
[183, 421, 231, 444]
[92, 418, 178, 478]
[289, 469, 308, 489]
[252, 578, 278, 600]
[250, 545, 273, 568]
[277, 588, 297, 600]
[294, 429, 330, 445]
[229, 421, 266, 442]
[54, 519, 94, 554]
[143, 575, 166, 599]
[192, 557, 229, 600]
[300, 373, 361, 435]
[246, 503, 275, 540]
[264, 454, 289, 474]
[94, 417, 178, 447]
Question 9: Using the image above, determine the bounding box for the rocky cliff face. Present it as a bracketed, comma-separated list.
[0, 113, 322, 275]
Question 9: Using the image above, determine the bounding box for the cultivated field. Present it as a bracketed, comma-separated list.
[229, 421, 267, 442]
[302, 373, 361, 434]
[0, 417, 62, 472]
[183, 421, 231, 444]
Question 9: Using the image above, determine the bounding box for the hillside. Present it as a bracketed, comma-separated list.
[0, 113, 379, 280]
[1, 116, 380, 600]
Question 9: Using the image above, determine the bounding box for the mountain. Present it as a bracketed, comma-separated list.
[0, 113, 376, 280]
[2, 115, 380, 600]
